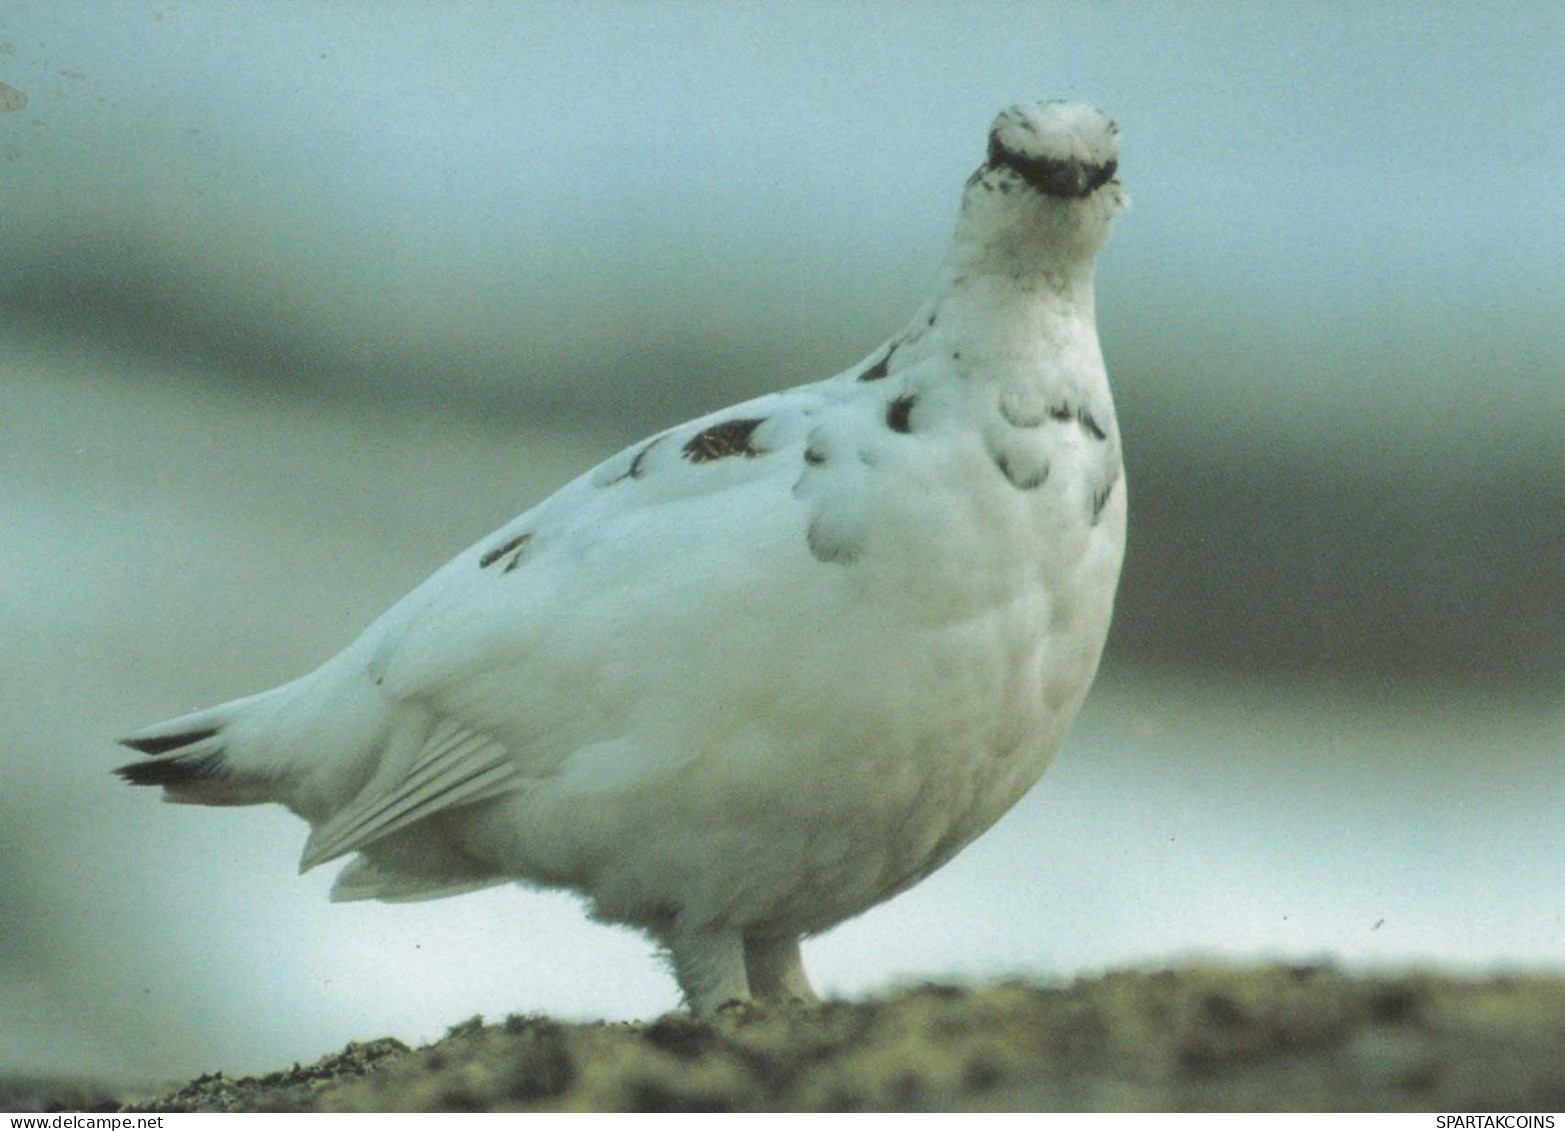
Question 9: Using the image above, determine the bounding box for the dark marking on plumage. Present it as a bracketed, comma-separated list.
[803, 444, 827, 467]
[857, 346, 895, 382]
[999, 399, 1043, 428]
[995, 452, 1049, 491]
[1077, 406, 1108, 441]
[1091, 477, 1117, 524]
[926, 310, 937, 327]
[119, 727, 219, 756]
[886, 394, 916, 434]
[600, 434, 665, 487]
[626, 439, 658, 478]
[806, 516, 860, 565]
[682, 417, 768, 462]
[479, 532, 532, 572]
[1047, 404, 1073, 424]
[115, 750, 226, 787]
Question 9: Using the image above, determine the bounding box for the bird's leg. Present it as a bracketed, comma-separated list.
[667, 926, 750, 1013]
[743, 932, 819, 1004]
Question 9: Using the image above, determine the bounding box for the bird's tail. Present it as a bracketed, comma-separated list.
[115, 687, 293, 806]
[115, 672, 333, 807]
[116, 659, 403, 826]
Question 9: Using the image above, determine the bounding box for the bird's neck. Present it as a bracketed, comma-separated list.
[923, 263, 1104, 397]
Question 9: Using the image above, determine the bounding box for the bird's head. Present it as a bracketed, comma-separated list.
[950, 101, 1127, 282]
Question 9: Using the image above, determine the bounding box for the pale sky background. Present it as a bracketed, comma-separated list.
[1, 2, 1560, 1085]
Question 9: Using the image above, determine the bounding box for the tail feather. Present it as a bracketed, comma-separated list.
[115, 748, 226, 787]
[119, 726, 220, 757]
[116, 669, 402, 819]
[115, 711, 274, 806]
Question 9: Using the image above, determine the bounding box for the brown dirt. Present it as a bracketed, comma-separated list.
[24, 964, 1565, 1113]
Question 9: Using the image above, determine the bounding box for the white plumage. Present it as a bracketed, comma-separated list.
[119, 101, 1129, 1012]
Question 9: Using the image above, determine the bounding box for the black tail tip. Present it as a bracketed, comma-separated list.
[118, 727, 220, 756]
[115, 750, 225, 787]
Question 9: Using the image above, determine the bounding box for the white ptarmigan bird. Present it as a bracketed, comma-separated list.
[118, 101, 1128, 1013]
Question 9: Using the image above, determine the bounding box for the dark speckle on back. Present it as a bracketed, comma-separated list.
[1091, 474, 1119, 525]
[625, 438, 660, 478]
[479, 533, 532, 572]
[596, 433, 667, 488]
[806, 515, 861, 565]
[683, 418, 769, 463]
[1077, 406, 1108, 441]
[482, 538, 532, 569]
[999, 399, 1043, 428]
[857, 346, 895, 382]
[994, 452, 1049, 491]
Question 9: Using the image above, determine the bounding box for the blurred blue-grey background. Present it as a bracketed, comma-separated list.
[2, 2, 1560, 1086]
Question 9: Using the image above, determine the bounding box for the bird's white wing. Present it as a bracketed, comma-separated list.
[305, 376, 883, 862]
[299, 714, 520, 868]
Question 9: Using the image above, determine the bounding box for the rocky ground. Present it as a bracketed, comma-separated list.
[13, 964, 1565, 1113]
